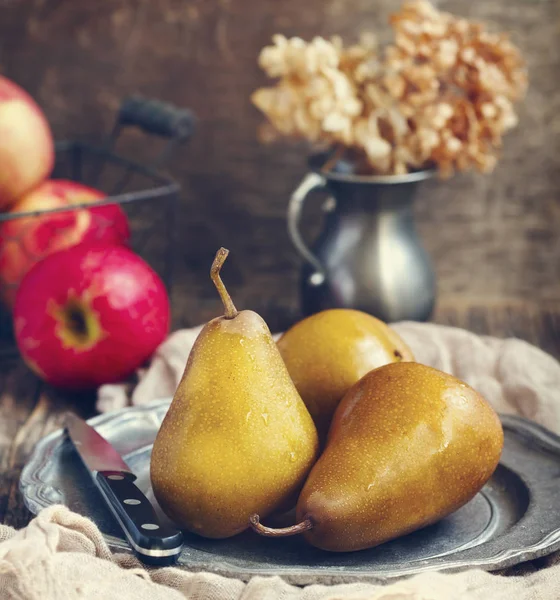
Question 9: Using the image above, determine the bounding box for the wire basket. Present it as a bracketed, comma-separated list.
[0, 96, 195, 352]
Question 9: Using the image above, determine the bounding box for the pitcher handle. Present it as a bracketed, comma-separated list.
[288, 173, 327, 285]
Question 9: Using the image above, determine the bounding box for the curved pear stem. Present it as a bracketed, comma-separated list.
[249, 514, 314, 538]
[211, 248, 238, 320]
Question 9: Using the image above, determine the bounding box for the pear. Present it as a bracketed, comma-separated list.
[250, 362, 503, 552]
[150, 248, 319, 539]
[277, 309, 414, 440]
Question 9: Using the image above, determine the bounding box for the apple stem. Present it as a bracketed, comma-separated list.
[249, 514, 314, 537]
[211, 248, 238, 320]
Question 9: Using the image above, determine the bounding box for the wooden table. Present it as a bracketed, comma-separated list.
[1, 297, 559, 533]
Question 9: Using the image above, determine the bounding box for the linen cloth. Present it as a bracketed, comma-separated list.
[3, 321, 560, 599]
[96, 322, 560, 429]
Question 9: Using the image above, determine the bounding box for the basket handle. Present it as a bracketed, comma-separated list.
[118, 95, 196, 142]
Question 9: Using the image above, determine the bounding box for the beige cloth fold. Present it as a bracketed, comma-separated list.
[7, 321, 559, 599]
[0, 505, 559, 599]
[97, 322, 560, 433]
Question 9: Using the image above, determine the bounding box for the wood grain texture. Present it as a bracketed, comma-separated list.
[0, 356, 97, 529]
[0, 359, 40, 529]
[0, 0, 559, 328]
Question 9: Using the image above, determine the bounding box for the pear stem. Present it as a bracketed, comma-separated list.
[211, 248, 238, 320]
[249, 514, 314, 537]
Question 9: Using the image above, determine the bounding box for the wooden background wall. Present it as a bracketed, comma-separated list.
[1, 0, 559, 330]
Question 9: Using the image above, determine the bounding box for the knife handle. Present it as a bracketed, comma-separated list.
[96, 470, 183, 566]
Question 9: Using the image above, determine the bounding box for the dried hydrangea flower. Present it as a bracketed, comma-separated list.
[252, 0, 527, 176]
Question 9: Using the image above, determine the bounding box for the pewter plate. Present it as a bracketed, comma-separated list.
[20, 400, 560, 585]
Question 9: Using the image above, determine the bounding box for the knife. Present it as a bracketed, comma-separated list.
[65, 412, 183, 566]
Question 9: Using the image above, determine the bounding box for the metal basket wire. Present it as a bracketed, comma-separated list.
[0, 95, 195, 352]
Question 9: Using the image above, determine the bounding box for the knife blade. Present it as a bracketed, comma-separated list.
[65, 412, 183, 566]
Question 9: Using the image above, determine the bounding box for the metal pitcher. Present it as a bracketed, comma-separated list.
[288, 157, 436, 322]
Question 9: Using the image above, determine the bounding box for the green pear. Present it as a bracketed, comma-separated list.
[251, 362, 503, 552]
[277, 309, 414, 440]
[150, 248, 319, 539]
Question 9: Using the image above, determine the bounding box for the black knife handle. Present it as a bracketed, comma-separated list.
[96, 471, 183, 566]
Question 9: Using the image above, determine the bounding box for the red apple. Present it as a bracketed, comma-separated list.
[0, 179, 130, 308]
[0, 75, 54, 209]
[14, 244, 170, 390]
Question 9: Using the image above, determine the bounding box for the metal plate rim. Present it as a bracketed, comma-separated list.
[19, 401, 560, 584]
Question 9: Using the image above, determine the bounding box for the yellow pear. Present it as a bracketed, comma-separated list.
[251, 362, 503, 552]
[277, 309, 414, 439]
[150, 248, 319, 539]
